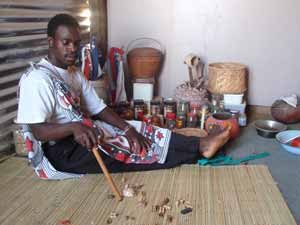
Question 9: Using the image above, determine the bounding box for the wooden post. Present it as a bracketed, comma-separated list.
[89, 0, 108, 65]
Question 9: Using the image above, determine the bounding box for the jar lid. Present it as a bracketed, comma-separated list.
[134, 99, 145, 105]
[164, 99, 176, 105]
[166, 112, 176, 120]
[150, 100, 161, 105]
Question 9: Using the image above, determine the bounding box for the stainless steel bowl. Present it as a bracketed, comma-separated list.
[254, 120, 287, 138]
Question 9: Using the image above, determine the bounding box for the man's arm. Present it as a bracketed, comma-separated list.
[94, 107, 152, 154]
[30, 122, 99, 150]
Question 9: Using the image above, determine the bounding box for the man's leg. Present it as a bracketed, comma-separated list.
[43, 133, 201, 174]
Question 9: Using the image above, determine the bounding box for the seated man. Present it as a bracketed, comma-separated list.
[17, 14, 230, 179]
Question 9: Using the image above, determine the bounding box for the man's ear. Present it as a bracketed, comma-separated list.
[48, 37, 54, 48]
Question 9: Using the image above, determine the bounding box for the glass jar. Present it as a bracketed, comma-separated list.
[163, 99, 176, 117]
[151, 114, 162, 127]
[150, 100, 161, 115]
[134, 99, 145, 121]
[118, 101, 134, 120]
[186, 112, 197, 128]
[165, 112, 176, 130]
[177, 100, 189, 116]
[176, 114, 186, 129]
[143, 114, 152, 125]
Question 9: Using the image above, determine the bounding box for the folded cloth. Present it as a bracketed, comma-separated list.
[280, 94, 298, 108]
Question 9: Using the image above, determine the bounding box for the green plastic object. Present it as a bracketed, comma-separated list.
[197, 152, 270, 166]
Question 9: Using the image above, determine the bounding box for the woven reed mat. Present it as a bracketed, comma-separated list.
[0, 158, 297, 225]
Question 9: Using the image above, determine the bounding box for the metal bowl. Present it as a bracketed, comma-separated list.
[254, 120, 287, 138]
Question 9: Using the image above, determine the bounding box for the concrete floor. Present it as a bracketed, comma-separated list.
[225, 120, 300, 224]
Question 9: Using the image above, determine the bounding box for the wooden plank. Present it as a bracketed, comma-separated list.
[0, 8, 79, 18]
[0, 34, 46, 44]
[0, 85, 18, 97]
[0, 45, 48, 58]
[89, 0, 107, 65]
[0, 56, 40, 72]
[0, 98, 18, 110]
[0, 111, 17, 124]
[0, 22, 48, 31]
[0, 0, 87, 7]
[0, 72, 22, 84]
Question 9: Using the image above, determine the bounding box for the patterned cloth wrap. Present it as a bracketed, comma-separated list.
[20, 63, 171, 180]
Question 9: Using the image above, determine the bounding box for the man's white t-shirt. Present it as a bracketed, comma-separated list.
[17, 58, 107, 124]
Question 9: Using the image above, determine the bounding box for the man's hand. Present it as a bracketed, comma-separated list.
[72, 122, 100, 149]
[125, 127, 152, 154]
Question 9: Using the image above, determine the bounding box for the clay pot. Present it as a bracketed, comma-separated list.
[271, 100, 300, 124]
[205, 112, 240, 139]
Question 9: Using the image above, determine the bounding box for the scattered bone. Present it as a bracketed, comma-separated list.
[158, 206, 166, 217]
[184, 200, 193, 209]
[160, 197, 170, 206]
[109, 212, 119, 219]
[167, 215, 173, 223]
[125, 215, 136, 221]
[137, 191, 147, 207]
[121, 177, 127, 183]
[107, 194, 115, 199]
[122, 184, 135, 197]
[152, 205, 160, 212]
[106, 218, 112, 224]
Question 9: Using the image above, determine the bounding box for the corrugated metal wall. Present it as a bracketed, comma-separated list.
[0, 0, 90, 152]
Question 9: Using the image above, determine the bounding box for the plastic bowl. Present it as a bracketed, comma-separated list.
[276, 130, 300, 155]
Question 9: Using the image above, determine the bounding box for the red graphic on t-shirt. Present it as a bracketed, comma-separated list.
[38, 169, 48, 179]
[25, 137, 33, 152]
[156, 131, 164, 140]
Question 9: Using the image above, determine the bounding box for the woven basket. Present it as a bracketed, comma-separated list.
[127, 38, 163, 79]
[208, 62, 247, 94]
[127, 47, 162, 79]
[174, 128, 207, 137]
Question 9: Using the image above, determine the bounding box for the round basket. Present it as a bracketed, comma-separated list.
[127, 38, 163, 79]
[173, 128, 208, 138]
[208, 62, 247, 94]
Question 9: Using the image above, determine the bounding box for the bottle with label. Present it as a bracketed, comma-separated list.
[186, 112, 197, 128]
[134, 99, 145, 121]
[238, 112, 247, 126]
[166, 112, 176, 130]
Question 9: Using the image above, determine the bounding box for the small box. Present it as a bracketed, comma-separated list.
[223, 93, 244, 104]
[224, 101, 246, 114]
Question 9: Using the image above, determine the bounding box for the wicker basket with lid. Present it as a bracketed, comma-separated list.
[208, 62, 247, 94]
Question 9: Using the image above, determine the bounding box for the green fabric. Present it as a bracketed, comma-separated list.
[197, 152, 270, 166]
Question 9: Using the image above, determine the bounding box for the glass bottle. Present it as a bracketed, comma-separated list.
[163, 99, 176, 117]
[150, 100, 161, 115]
[186, 112, 197, 128]
[165, 112, 176, 130]
[134, 99, 145, 121]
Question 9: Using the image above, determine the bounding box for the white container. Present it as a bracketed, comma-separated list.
[90, 79, 108, 103]
[224, 101, 246, 114]
[223, 93, 244, 104]
[133, 82, 154, 101]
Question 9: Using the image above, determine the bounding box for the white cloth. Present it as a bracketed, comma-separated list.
[115, 59, 127, 103]
[17, 58, 107, 124]
[280, 94, 298, 108]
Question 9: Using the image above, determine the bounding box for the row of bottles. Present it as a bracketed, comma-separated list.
[113, 96, 246, 130]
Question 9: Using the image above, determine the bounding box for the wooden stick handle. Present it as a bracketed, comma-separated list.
[92, 147, 123, 201]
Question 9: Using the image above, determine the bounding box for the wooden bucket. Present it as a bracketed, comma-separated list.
[208, 62, 247, 94]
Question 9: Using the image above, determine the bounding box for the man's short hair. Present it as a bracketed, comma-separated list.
[47, 14, 80, 37]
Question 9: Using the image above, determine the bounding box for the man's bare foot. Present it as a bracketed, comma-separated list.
[199, 126, 231, 158]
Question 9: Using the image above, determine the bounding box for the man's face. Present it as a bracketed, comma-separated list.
[48, 25, 81, 69]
